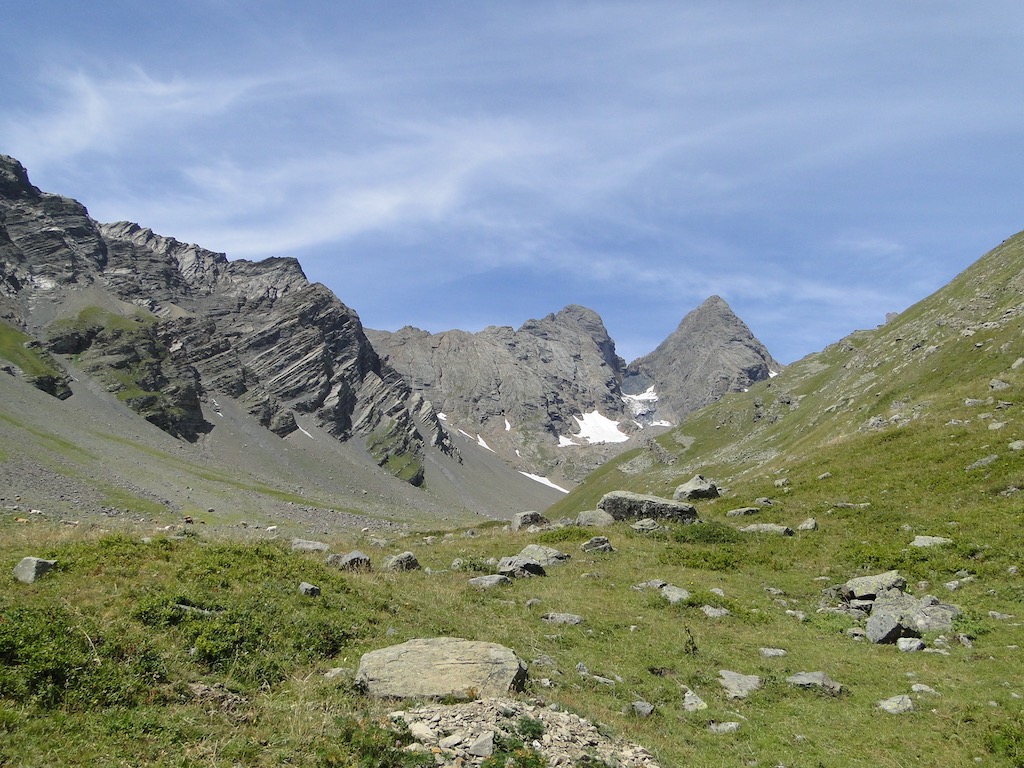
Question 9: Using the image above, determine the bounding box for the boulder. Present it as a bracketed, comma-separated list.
[673, 475, 719, 501]
[575, 509, 616, 527]
[496, 556, 546, 578]
[13, 556, 57, 584]
[298, 582, 321, 597]
[383, 551, 421, 571]
[660, 585, 691, 605]
[518, 544, 571, 567]
[842, 570, 907, 601]
[326, 550, 372, 571]
[511, 511, 548, 531]
[718, 670, 761, 699]
[356, 638, 527, 699]
[681, 686, 708, 711]
[864, 592, 958, 643]
[877, 695, 914, 714]
[797, 518, 818, 531]
[598, 491, 698, 522]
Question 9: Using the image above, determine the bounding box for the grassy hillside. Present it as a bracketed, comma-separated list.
[2, 233, 1023, 766]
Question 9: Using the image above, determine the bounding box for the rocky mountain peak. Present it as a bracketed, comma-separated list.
[0, 155, 40, 199]
[623, 295, 780, 422]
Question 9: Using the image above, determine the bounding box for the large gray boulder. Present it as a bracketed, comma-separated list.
[597, 491, 698, 522]
[13, 556, 57, 584]
[673, 475, 720, 501]
[356, 638, 527, 699]
[867, 592, 959, 643]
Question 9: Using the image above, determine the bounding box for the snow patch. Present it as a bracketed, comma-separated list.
[476, 434, 494, 452]
[504, 417, 512, 431]
[438, 412, 448, 421]
[519, 472, 569, 493]
[571, 410, 630, 444]
[768, 370, 780, 379]
[296, 423, 314, 439]
[558, 435, 580, 447]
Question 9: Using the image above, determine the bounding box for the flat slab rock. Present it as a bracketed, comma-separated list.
[356, 638, 527, 700]
[598, 491, 698, 522]
[391, 697, 661, 767]
[719, 669, 762, 699]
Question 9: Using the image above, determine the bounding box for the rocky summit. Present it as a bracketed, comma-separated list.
[369, 298, 777, 482]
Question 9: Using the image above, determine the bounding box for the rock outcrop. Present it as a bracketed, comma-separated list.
[0, 155, 453, 482]
[355, 637, 528, 699]
[623, 295, 780, 423]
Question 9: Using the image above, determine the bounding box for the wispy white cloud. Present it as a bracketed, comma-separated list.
[2, 2, 1023, 366]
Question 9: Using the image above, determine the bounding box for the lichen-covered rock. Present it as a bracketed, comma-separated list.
[356, 638, 527, 699]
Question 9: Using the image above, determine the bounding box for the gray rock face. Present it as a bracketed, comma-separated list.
[623, 295, 780, 424]
[355, 638, 527, 699]
[598, 491, 698, 522]
[370, 297, 777, 481]
[725, 507, 760, 517]
[13, 556, 57, 584]
[368, 305, 628, 480]
[0, 155, 450, 482]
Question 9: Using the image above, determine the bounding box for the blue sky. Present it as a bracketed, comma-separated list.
[3, 3, 1023, 364]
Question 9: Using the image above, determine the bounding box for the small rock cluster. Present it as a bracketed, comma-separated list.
[390, 697, 661, 767]
[822, 570, 961, 647]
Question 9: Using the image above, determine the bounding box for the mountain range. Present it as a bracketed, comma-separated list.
[0, 154, 775, 524]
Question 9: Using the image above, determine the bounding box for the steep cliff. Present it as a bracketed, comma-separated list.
[0, 155, 451, 484]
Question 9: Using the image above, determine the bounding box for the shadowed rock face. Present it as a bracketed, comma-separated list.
[623, 295, 780, 422]
[0, 155, 448, 479]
